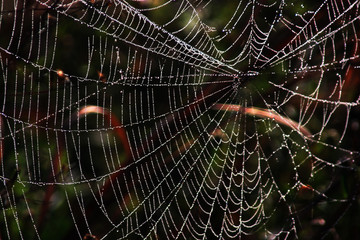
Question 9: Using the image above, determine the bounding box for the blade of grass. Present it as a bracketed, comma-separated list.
[212, 104, 312, 138]
[77, 106, 131, 158]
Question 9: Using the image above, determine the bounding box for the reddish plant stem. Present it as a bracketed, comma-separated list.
[212, 104, 312, 138]
[37, 138, 63, 231]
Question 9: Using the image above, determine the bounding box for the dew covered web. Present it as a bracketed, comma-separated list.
[1, 0, 360, 239]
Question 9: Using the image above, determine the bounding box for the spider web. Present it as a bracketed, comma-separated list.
[1, 0, 360, 239]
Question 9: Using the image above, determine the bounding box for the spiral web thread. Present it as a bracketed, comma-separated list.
[0, 0, 360, 239]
